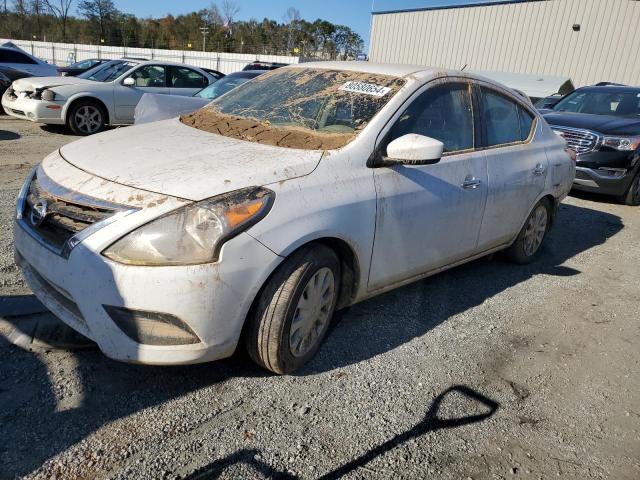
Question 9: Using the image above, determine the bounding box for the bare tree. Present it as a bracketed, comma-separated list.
[283, 6, 300, 52]
[12, 0, 28, 32]
[43, 0, 73, 41]
[221, 0, 239, 25]
[79, 0, 120, 41]
[203, 2, 222, 26]
[30, 0, 45, 38]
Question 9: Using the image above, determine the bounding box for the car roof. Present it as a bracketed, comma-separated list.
[284, 61, 505, 85]
[227, 70, 264, 78]
[577, 85, 640, 94]
[285, 61, 433, 77]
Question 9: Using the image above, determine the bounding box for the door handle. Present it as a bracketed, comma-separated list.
[462, 176, 482, 189]
[533, 163, 546, 175]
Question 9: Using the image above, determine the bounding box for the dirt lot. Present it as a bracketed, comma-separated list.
[0, 117, 638, 480]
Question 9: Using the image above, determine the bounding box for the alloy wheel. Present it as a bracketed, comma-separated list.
[523, 204, 548, 257]
[74, 105, 103, 134]
[289, 267, 336, 358]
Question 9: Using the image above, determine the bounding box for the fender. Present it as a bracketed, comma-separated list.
[61, 91, 114, 125]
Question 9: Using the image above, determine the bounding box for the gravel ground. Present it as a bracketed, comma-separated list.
[0, 117, 639, 480]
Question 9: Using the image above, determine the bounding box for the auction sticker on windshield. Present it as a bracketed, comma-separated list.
[339, 81, 392, 97]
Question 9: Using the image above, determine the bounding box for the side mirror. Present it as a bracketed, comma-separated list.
[384, 134, 444, 165]
[123, 77, 135, 87]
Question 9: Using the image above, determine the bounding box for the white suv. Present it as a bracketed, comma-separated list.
[14, 62, 575, 373]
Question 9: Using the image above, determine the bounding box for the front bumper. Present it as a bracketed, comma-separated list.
[13, 218, 283, 365]
[572, 166, 635, 196]
[2, 92, 65, 124]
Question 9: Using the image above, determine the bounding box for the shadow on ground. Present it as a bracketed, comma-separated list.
[186, 385, 499, 479]
[0, 129, 20, 140]
[0, 202, 622, 478]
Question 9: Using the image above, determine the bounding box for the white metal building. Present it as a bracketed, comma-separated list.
[369, 0, 640, 87]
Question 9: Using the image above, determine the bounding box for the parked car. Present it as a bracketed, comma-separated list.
[13, 62, 574, 373]
[0, 66, 31, 103]
[535, 94, 564, 110]
[0, 43, 57, 76]
[134, 70, 262, 124]
[242, 61, 287, 71]
[2, 59, 221, 135]
[542, 84, 640, 205]
[57, 58, 111, 76]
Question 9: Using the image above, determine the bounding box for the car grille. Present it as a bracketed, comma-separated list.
[551, 127, 600, 155]
[22, 173, 117, 251]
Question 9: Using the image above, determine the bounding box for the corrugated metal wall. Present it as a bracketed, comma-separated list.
[369, 0, 640, 87]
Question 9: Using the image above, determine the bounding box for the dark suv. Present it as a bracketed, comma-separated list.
[542, 85, 640, 205]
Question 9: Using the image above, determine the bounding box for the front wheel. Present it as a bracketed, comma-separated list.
[619, 171, 640, 206]
[504, 199, 551, 264]
[67, 101, 106, 136]
[244, 244, 340, 374]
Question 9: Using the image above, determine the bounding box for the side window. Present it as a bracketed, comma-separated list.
[128, 65, 166, 88]
[480, 88, 521, 146]
[170, 67, 207, 88]
[518, 105, 534, 141]
[0, 49, 37, 64]
[388, 83, 474, 153]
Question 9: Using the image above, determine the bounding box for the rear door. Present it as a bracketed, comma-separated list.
[114, 64, 170, 122]
[474, 84, 548, 250]
[168, 66, 209, 96]
[367, 80, 489, 291]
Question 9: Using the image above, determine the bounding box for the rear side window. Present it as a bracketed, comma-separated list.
[388, 83, 474, 153]
[0, 49, 37, 64]
[480, 88, 535, 146]
[170, 67, 207, 88]
[518, 106, 534, 141]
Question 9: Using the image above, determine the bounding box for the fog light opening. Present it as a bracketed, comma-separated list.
[598, 168, 627, 178]
[103, 305, 201, 346]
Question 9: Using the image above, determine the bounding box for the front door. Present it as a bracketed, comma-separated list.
[474, 85, 548, 250]
[114, 64, 170, 122]
[368, 81, 488, 291]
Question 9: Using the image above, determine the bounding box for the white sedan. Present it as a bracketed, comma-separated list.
[2, 59, 222, 135]
[14, 62, 575, 373]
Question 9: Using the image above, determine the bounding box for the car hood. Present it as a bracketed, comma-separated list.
[543, 112, 640, 136]
[11, 75, 96, 92]
[59, 118, 324, 201]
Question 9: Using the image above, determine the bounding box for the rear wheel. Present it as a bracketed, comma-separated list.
[68, 100, 106, 136]
[505, 199, 551, 264]
[620, 171, 640, 206]
[244, 244, 340, 374]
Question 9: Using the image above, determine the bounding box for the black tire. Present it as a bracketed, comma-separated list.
[67, 100, 106, 136]
[620, 171, 640, 206]
[244, 244, 340, 374]
[504, 198, 552, 264]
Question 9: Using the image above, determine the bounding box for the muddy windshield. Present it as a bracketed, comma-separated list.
[181, 68, 406, 150]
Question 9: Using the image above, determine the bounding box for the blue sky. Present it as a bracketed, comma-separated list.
[109, 0, 509, 51]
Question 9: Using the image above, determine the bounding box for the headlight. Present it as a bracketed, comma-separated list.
[41, 89, 56, 101]
[103, 187, 274, 266]
[602, 135, 640, 151]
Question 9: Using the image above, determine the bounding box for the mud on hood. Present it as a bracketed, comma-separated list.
[12, 75, 95, 92]
[59, 118, 324, 201]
